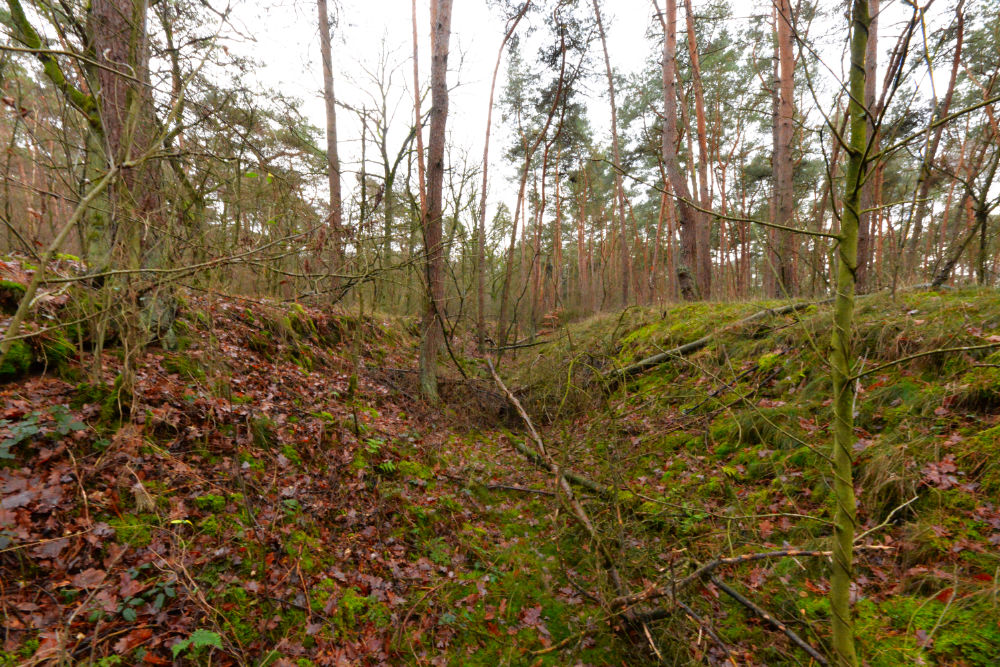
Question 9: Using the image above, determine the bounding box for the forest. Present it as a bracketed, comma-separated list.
[1, 0, 999, 664]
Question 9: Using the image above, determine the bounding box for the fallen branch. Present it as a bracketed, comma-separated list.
[486, 483, 555, 496]
[602, 302, 819, 384]
[488, 359, 662, 656]
[612, 548, 831, 609]
[710, 575, 828, 665]
[675, 599, 739, 667]
[505, 435, 623, 500]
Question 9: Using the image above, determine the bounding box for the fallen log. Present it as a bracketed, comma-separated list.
[602, 301, 819, 384]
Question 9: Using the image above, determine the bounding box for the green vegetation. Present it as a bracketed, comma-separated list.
[0, 339, 32, 378]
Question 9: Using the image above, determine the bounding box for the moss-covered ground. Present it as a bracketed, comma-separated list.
[501, 287, 1000, 664]
[2, 272, 999, 664]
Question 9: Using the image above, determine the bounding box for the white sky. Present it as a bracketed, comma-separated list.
[212, 0, 960, 236]
[229, 0, 659, 217]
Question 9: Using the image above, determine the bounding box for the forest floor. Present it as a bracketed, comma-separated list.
[2, 267, 1000, 665]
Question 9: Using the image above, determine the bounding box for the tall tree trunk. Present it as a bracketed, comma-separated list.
[577, 160, 590, 309]
[770, 0, 797, 296]
[855, 0, 878, 292]
[592, 0, 631, 305]
[829, 1, 870, 664]
[553, 148, 562, 308]
[496, 34, 566, 350]
[88, 0, 161, 272]
[317, 0, 343, 266]
[655, 0, 702, 300]
[418, 0, 453, 402]
[932, 152, 999, 288]
[683, 0, 713, 298]
[411, 0, 428, 222]
[476, 2, 530, 352]
[904, 1, 964, 279]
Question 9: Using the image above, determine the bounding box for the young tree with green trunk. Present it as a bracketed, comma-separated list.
[828, 0, 870, 663]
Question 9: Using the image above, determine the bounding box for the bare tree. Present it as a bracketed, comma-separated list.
[317, 0, 343, 267]
[477, 2, 531, 352]
[592, 0, 630, 305]
[903, 0, 965, 280]
[418, 0, 453, 401]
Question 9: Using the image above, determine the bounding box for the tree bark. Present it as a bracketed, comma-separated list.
[418, 0, 453, 402]
[656, 0, 703, 300]
[476, 2, 530, 352]
[828, 1, 870, 664]
[592, 0, 631, 305]
[317, 0, 343, 267]
[770, 0, 797, 296]
[855, 0, 878, 293]
[683, 0, 713, 298]
[88, 0, 161, 272]
[411, 0, 428, 222]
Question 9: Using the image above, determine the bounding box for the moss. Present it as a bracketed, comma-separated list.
[281, 443, 302, 466]
[101, 375, 130, 422]
[193, 494, 227, 513]
[710, 406, 803, 451]
[854, 595, 1000, 666]
[334, 588, 390, 636]
[37, 329, 75, 367]
[251, 417, 277, 449]
[198, 514, 221, 536]
[109, 514, 156, 547]
[310, 578, 339, 612]
[0, 279, 26, 315]
[248, 331, 273, 354]
[965, 424, 1000, 494]
[397, 459, 433, 480]
[285, 530, 321, 572]
[0, 339, 32, 378]
[162, 353, 206, 382]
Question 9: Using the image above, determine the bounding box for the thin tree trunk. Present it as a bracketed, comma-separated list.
[553, 148, 563, 308]
[592, 0, 631, 305]
[655, 0, 703, 300]
[770, 0, 797, 296]
[418, 0, 453, 402]
[317, 0, 343, 266]
[577, 160, 589, 309]
[828, 1, 869, 663]
[411, 0, 428, 221]
[904, 1, 964, 278]
[683, 0, 713, 298]
[496, 34, 566, 351]
[476, 2, 530, 351]
[855, 0, 878, 292]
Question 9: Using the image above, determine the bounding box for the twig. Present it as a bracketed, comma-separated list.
[486, 483, 555, 496]
[709, 575, 828, 665]
[488, 360, 663, 659]
[675, 599, 738, 666]
[612, 549, 832, 608]
[855, 495, 918, 543]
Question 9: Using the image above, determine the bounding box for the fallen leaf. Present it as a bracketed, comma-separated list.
[71, 568, 106, 589]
